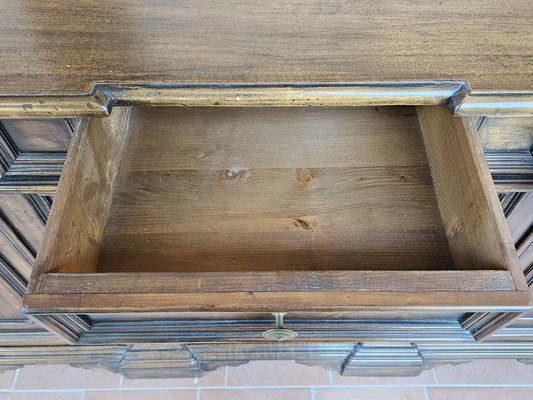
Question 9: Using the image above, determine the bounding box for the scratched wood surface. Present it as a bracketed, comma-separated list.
[0, 0, 532, 97]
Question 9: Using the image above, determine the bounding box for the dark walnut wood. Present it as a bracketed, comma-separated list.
[0, 1, 533, 116]
[0, 0, 532, 95]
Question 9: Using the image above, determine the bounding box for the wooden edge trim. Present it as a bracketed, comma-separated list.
[496, 184, 533, 193]
[0, 95, 108, 118]
[453, 93, 533, 116]
[37, 270, 518, 294]
[21, 291, 532, 314]
[101, 83, 462, 107]
[1, 82, 533, 117]
[0, 82, 463, 117]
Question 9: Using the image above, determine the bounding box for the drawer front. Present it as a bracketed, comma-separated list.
[80, 310, 475, 344]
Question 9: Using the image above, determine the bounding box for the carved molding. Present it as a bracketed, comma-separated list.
[0, 120, 66, 194]
[0, 194, 92, 344]
[461, 312, 525, 341]
[0, 152, 65, 194]
[502, 192, 533, 282]
[120, 344, 202, 378]
[342, 343, 424, 376]
[0, 343, 128, 373]
[499, 192, 525, 217]
[188, 342, 354, 372]
[0, 256, 27, 298]
[24, 194, 52, 225]
[2, 318, 533, 377]
[29, 315, 91, 344]
[0, 210, 34, 281]
[0, 320, 64, 346]
[0, 123, 17, 175]
[0, 82, 532, 117]
[4, 335, 533, 377]
[486, 151, 533, 192]
[78, 317, 474, 344]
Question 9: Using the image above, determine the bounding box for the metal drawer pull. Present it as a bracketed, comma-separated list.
[262, 312, 298, 341]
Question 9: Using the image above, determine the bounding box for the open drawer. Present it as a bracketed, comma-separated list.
[23, 105, 530, 319]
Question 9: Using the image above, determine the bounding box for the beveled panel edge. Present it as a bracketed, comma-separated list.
[487, 151, 533, 192]
[461, 312, 526, 341]
[0, 152, 65, 194]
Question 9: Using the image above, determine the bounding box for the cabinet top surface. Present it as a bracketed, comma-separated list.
[1, 0, 532, 96]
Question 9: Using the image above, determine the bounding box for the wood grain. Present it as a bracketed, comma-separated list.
[0, 278, 25, 319]
[417, 106, 527, 290]
[0, 0, 532, 97]
[0, 194, 44, 256]
[97, 106, 452, 273]
[477, 117, 533, 152]
[23, 104, 531, 316]
[122, 106, 428, 170]
[38, 271, 517, 294]
[0, 120, 72, 152]
[29, 108, 132, 285]
[1, 0, 533, 367]
[22, 290, 532, 314]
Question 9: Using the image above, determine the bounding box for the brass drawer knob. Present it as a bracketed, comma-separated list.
[262, 312, 298, 341]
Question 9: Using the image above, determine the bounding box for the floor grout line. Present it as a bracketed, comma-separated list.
[311, 387, 316, 400]
[80, 390, 86, 400]
[432, 368, 438, 385]
[424, 386, 430, 400]
[118, 374, 124, 389]
[10, 368, 20, 390]
[328, 370, 334, 386]
[197, 387, 201, 400]
[4, 384, 533, 393]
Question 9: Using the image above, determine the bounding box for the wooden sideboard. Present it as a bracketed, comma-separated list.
[0, 0, 533, 377]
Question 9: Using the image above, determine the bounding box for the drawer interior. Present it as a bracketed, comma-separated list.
[98, 106, 452, 273]
[23, 104, 529, 313]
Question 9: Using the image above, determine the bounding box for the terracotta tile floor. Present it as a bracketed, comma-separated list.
[1, 359, 533, 399]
